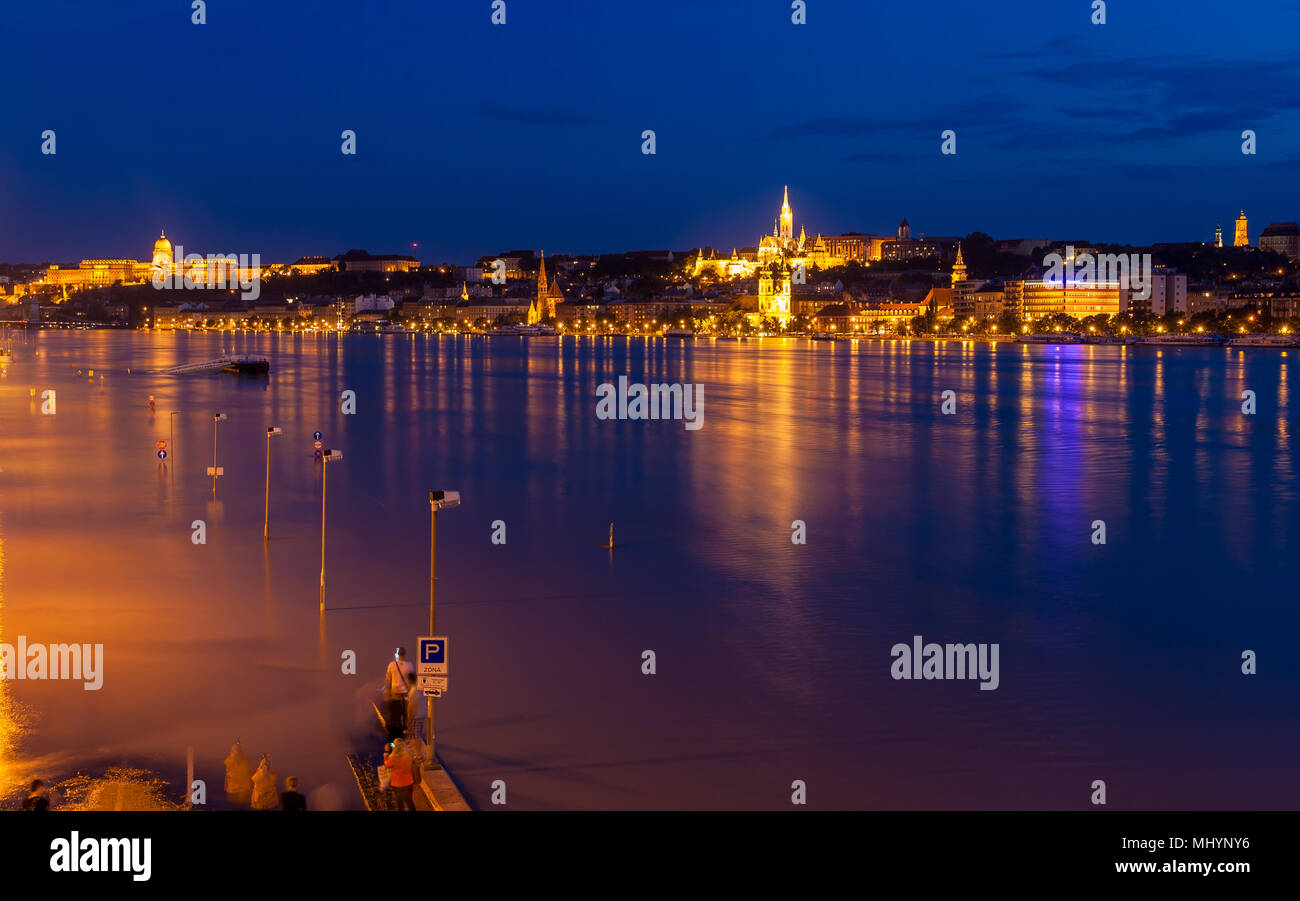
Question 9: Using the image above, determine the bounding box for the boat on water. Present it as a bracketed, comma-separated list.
[1141, 334, 1226, 346]
[160, 354, 270, 376]
[1017, 333, 1082, 344]
[810, 332, 838, 341]
[1082, 334, 1138, 345]
[489, 324, 558, 336]
[221, 356, 270, 374]
[0, 349, 12, 364]
[1228, 334, 1299, 348]
[663, 327, 694, 338]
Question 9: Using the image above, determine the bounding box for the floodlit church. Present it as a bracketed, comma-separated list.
[528, 251, 564, 323]
[691, 187, 846, 293]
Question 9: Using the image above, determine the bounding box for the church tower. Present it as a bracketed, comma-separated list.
[779, 186, 793, 246]
[528, 251, 548, 323]
[545, 275, 563, 318]
[1215, 222, 1223, 248]
[1234, 210, 1249, 247]
[951, 243, 967, 284]
[757, 266, 792, 323]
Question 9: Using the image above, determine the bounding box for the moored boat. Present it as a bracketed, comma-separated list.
[1227, 334, 1299, 347]
[1017, 333, 1082, 344]
[491, 324, 558, 336]
[1141, 334, 1226, 346]
[1081, 334, 1138, 345]
[221, 355, 270, 374]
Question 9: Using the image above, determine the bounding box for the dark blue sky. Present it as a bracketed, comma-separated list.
[4, 0, 1299, 264]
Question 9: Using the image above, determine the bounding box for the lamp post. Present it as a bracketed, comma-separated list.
[319, 449, 344, 610]
[209, 413, 227, 496]
[169, 411, 183, 482]
[426, 489, 460, 765]
[264, 426, 283, 538]
[169, 411, 183, 467]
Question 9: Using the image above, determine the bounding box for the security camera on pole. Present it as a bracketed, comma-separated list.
[208, 412, 227, 496]
[319, 449, 344, 611]
[264, 426, 283, 538]
[421, 490, 460, 766]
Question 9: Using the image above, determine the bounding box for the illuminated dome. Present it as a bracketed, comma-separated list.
[152, 230, 172, 265]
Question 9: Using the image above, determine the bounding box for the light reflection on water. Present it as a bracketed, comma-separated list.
[0, 331, 1297, 810]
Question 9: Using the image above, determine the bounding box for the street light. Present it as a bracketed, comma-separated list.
[264, 426, 283, 538]
[208, 413, 228, 496]
[169, 410, 183, 477]
[319, 449, 344, 610]
[425, 489, 460, 765]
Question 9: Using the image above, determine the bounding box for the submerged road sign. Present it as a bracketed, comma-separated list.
[418, 636, 448, 676]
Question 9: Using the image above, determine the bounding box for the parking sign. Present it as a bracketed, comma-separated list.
[418, 636, 448, 676]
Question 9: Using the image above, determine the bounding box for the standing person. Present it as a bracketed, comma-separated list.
[384, 739, 417, 811]
[223, 740, 253, 807]
[383, 647, 416, 742]
[251, 755, 279, 810]
[20, 780, 50, 811]
[280, 776, 307, 811]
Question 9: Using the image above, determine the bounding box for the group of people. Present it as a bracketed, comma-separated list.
[383, 645, 426, 742]
[17, 765, 307, 812]
[223, 740, 307, 811]
[381, 647, 427, 811]
[19, 648, 426, 813]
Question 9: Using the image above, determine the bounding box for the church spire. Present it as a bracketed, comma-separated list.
[528, 250, 548, 324]
[779, 185, 793, 243]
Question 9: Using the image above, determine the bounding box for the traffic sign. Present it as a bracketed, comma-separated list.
[313, 440, 322, 451]
[313, 431, 322, 442]
[419, 674, 448, 694]
[206, 466, 224, 476]
[422, 688, 443, 699]
[418, 636, 448, 676]
[156, 440, 167, 451]
[157, 449, 167, 460]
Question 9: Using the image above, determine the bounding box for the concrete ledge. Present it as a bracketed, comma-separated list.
[420, 758, 472, 811]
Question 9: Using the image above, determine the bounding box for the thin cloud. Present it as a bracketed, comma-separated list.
[771, 100, 1027, 140]
[479, 104, 600, 127]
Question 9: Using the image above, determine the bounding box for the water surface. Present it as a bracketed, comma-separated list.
[0, 331, 1296, 809]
